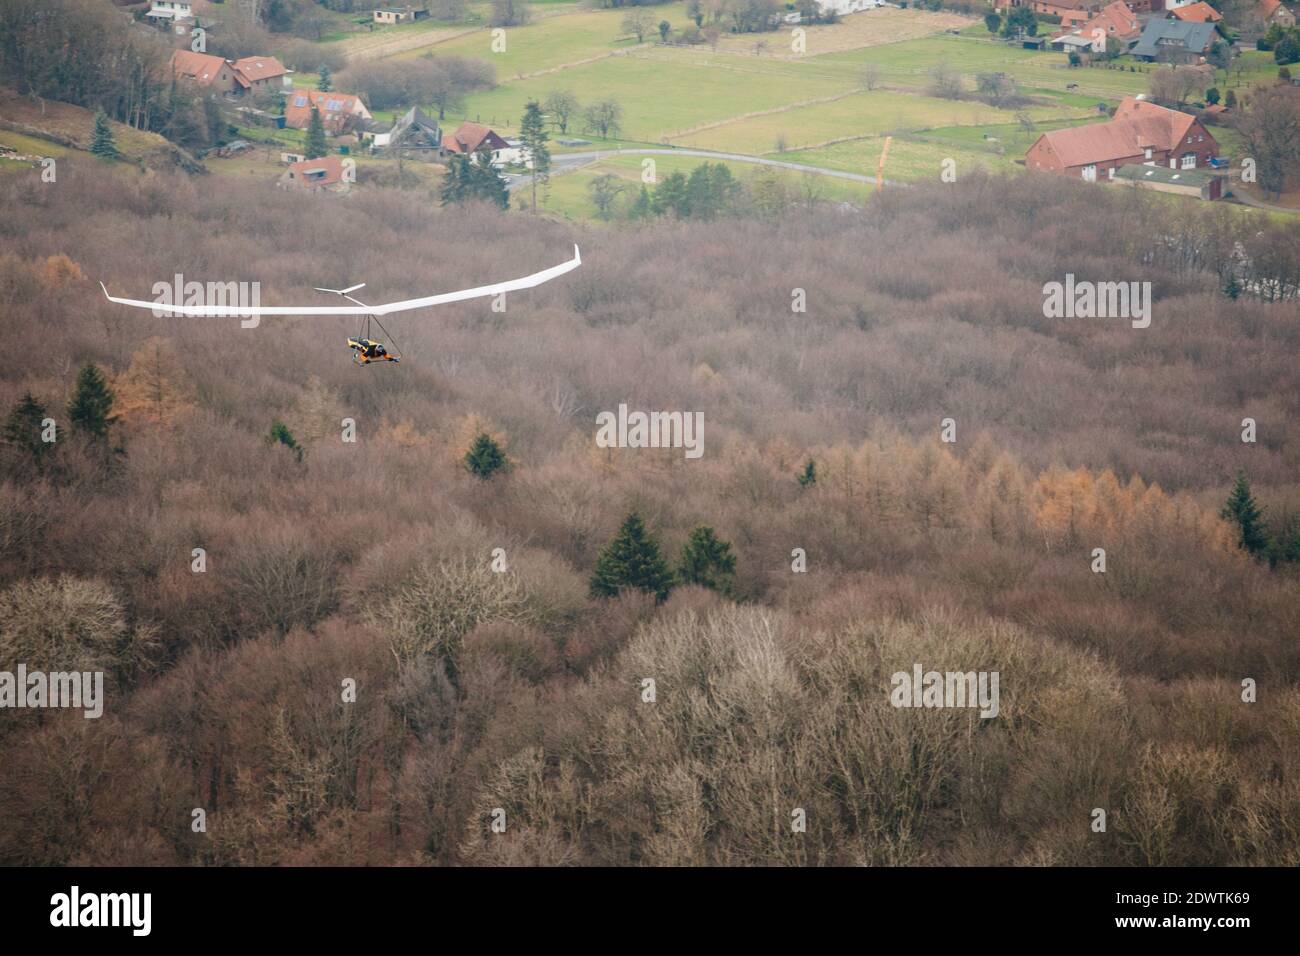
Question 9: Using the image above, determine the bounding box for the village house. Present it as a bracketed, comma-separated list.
[230, 56, 292, 93]
[1038, 0, 1098, 29]
[1170, 1, 1223, 21]
[168, 49, 247, 95]
[993, 0, 1098, 28]
[815, 0, 886, 14]
[283, 90, 373, 134]
[442, 121, 512, 164]
[168, 50, 291, 98]
[1130, 18, 1217, 60]
[277, 155, 351, 194]
[1025, 96, 1220, 182]
[1256, 0, 1296, 26]
[146, 0, 193, 26]
[1054, 0, 1142, 48]
[1051, 32, 1098, 52]
[364, 106, 443, 152]
[145, 0, 222, 36]
[372, 6, 429, 23]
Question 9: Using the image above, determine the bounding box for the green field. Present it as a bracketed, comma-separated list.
[783, 134, 1001, 183]
[677, 88, 1087, 154]
[395, 9, 634, 72]
[453, 50, 850, 141]
[437, 8, 1154, 158]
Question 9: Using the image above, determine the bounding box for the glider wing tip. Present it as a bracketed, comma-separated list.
[573, 244, 581, 265]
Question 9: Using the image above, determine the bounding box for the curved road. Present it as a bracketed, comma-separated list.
[506, 146, 904, 191]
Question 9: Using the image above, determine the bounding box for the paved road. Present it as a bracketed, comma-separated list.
[505, 146, 902, 192]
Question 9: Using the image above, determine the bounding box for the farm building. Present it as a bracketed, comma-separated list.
[1025, 96, 1219, 181]
[1081, 1, 1142, 42]
[815, 0, 886, 14]
[994, 0, 1098, 24]
[1052, 33, 1096, 52]
[1112, 164, 1223, 199]
[277, 155, 351, 194]
[364, 107, 443, 153]
[1130, 19, 1217, 60]
[373, 6, 428, 23]
[1052, 1, 1142, 50]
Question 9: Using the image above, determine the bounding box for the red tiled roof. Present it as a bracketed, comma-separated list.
[444, 121, 504, 154]
[285, 155, 346, 188]
[1112, 95, 1200, 144]
[232, 56, 288, 83]
[1257, 0, 1284, 17]
[169, 49, 248, 89]
[283, 90, 369, 131]
[1033, 98, 1201, 167]
[1172, 2, 1223, 21]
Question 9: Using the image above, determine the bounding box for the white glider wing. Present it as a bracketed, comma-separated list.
[100, 245, 581, 317]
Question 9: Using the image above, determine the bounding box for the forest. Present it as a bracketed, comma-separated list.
[0, 161, 1298, 865]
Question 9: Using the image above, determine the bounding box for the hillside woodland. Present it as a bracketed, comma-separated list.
[0, 163, 1298, 865]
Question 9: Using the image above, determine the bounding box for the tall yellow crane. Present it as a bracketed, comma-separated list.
[875, 135, 892, 193]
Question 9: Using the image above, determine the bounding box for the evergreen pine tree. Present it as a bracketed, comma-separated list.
[3, 393, 50, 460]
[203, 96, 225, 148]
[677, 525, 736, 593]
[267, 419, 303, 462]
[464, 432, 507, 479]
[90, 111, 119, 160]
[67, 363, 117, 440]
[440, 154, 470, 205]
[797, 458, 816, 487]
[629, 184, 651, 219]
[652, 171, 688, 217]
[1221, 470, 1269, 558]
[306, 106, 328, 159]
[442, 151, 509, 208]
[317, 65, 332, 92]
[590, 511, 674, 601]
[472, 147, 509, 209]
[519, 100, 551, 214]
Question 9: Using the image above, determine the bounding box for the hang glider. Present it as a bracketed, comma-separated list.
[99, 245, 581, 318]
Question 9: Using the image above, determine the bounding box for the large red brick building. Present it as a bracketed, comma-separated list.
[1025, 96, 1219, 182]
